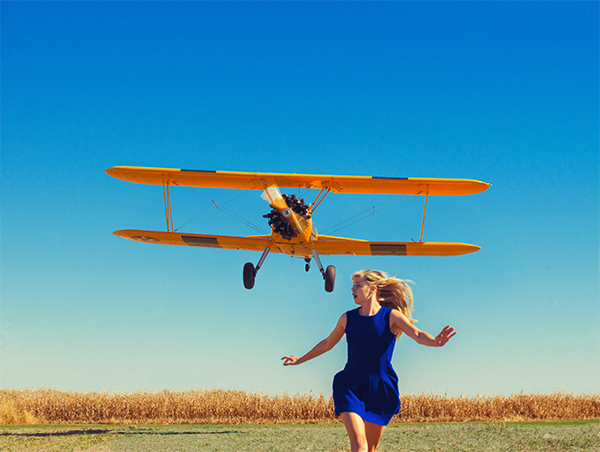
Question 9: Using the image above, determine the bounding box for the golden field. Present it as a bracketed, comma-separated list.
[1, 389, 598, 425]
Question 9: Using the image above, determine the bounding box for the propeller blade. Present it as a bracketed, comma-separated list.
[261, 186, 289, 212]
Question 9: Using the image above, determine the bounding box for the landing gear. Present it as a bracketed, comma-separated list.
[325, 265, 336, 293]
[311, 249, 336, 292]
[243, 262, 256, 289]
[243, 246, 271, 290]
[242, 247, 335, 292]
[304, 257, 311, 272]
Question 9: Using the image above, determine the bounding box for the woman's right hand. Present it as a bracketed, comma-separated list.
[281, 315, 346, 367]
[281, 355, 300, 366]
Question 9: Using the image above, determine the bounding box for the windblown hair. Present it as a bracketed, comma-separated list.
[352, 269, 416, 337]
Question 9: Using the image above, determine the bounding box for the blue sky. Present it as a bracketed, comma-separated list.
[2, 2, 598, 398]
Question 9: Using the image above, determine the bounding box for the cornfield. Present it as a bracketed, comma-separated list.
[0, 389, 598, 425]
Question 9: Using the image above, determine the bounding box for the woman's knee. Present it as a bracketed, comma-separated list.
[349, 437, 368, 452]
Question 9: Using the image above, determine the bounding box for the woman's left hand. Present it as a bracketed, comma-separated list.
[435, 325, 456, 346]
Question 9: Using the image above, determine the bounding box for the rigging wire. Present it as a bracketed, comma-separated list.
[321, 195, 417, 236]
[165, 181, 417, 240]
[173, 185, 267, 234]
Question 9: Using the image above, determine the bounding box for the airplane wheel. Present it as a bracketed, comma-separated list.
[305, 263, 310, 272]
[324, 265, 335, 292]
[243, 262, 256, 289]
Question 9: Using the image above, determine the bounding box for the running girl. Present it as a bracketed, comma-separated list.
[282, 269, 455, 452]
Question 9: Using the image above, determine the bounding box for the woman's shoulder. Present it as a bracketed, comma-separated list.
[386, 306, 403, 318]
[379, 305, 394, 318]
[346, 307, 361, 317]
[341, 308, 360, 324]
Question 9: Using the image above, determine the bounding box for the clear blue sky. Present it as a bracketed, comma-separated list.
[2, 2, 598, 398]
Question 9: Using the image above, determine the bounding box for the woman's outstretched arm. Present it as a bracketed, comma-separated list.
[282, 313, 347, 366]
[389, 310, 456, 347]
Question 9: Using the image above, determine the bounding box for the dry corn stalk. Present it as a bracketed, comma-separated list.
[1, 389, 597, 425]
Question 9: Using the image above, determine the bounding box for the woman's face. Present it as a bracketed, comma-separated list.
[351, 276, 374, 305]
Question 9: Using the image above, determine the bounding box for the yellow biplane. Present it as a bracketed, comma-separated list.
[105, 166, 490, 292]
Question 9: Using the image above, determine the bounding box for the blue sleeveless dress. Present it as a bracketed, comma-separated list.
[332, 306, 401, 426]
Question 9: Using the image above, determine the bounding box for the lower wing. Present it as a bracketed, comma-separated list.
[314, 235, 480, 256]
[113, 230, 271, 252]
[114, 230, 480, 256]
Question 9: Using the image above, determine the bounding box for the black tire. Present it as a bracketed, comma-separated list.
[243, 262, 256, 289]
[324, 265, 335, 292]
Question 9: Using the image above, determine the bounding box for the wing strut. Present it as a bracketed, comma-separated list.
[255, 245, 271, 272]
[419, 186, 429, 242]
[163, 177, 174, 232]
[309, 188, 331, 214]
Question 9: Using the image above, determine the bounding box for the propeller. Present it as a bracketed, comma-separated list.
[261, 185, 306, 240]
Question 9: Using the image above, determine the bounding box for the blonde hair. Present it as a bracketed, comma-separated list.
[352, 269, 416, 337]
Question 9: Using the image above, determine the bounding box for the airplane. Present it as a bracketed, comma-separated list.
[105, 166, 490, 292]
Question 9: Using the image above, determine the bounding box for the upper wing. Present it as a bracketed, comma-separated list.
[105, 166, 490, 196]
[314, 235, 480, 256]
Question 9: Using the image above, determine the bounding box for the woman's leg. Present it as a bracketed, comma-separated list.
[340, 412, 368, 452]
[340, 412, 386, 452]
[364, 421, 386, 452]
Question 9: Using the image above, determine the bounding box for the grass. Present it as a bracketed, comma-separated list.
[1, 421, 599, 451]
[2, 389, 597, 450]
